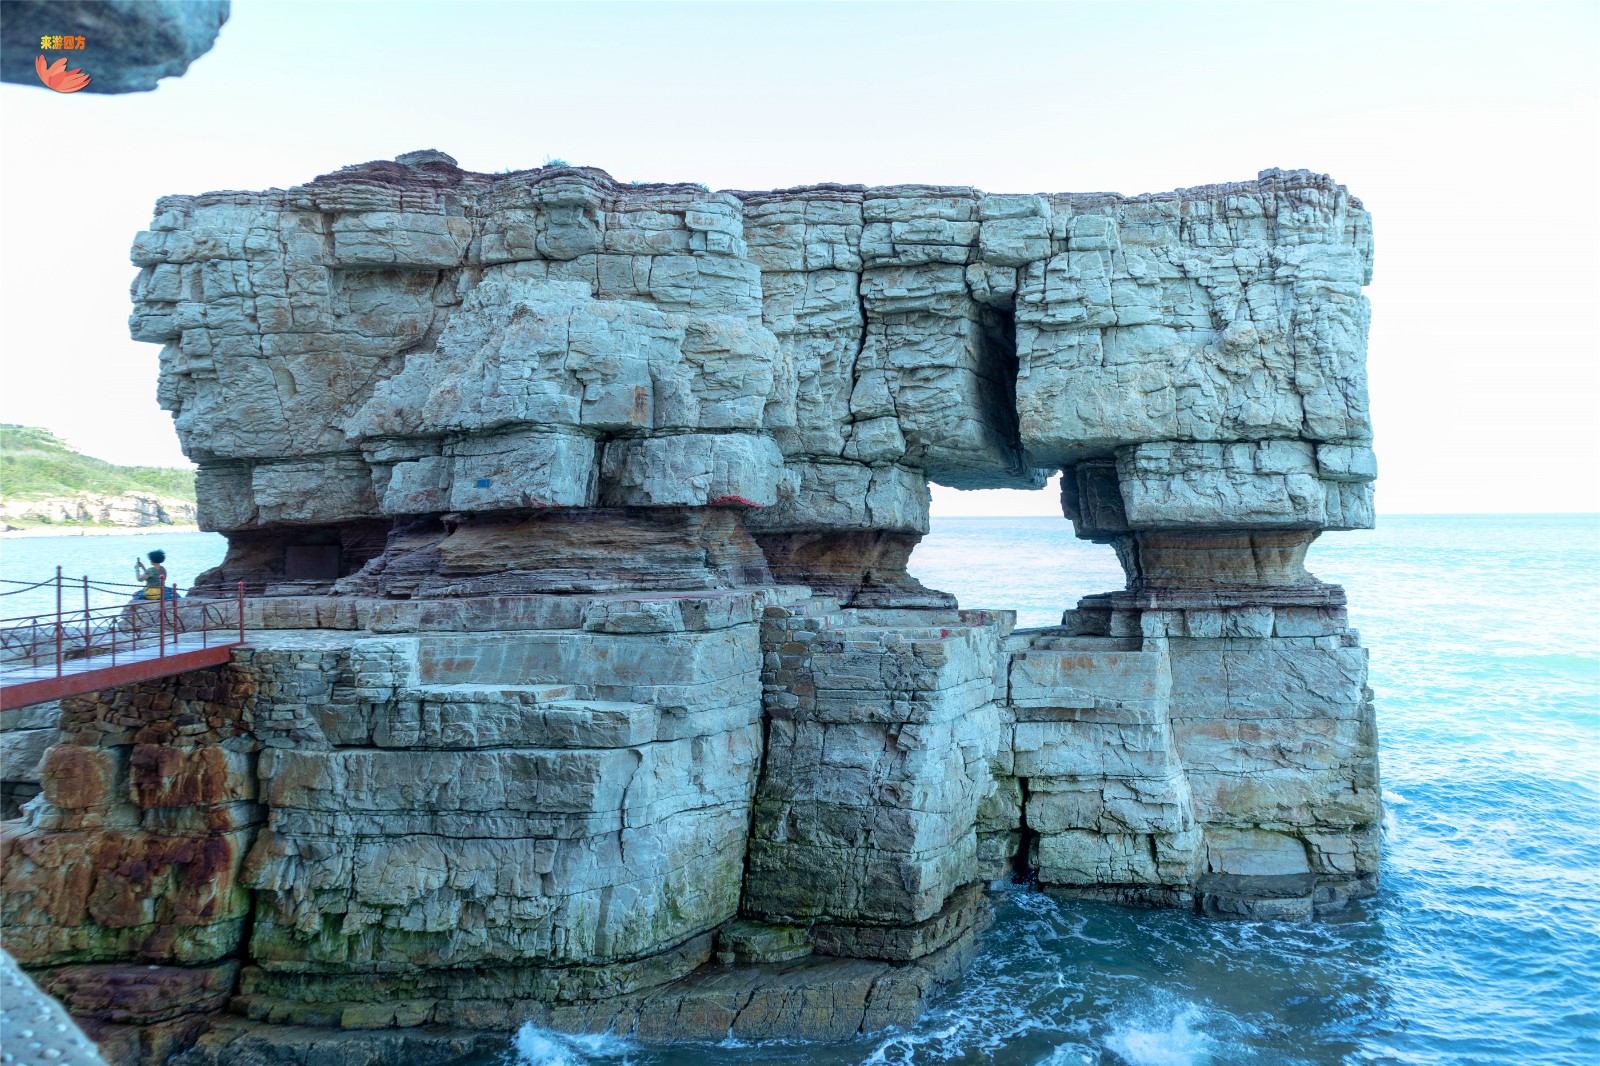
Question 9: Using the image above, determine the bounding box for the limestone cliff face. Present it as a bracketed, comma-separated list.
[1, 155, 1378, 1064]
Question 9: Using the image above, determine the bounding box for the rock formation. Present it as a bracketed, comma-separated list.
[1, 1, 229, 94]
[1, 154, 1378, 1064]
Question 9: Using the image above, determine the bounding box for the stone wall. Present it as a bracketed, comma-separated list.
[0, 156, 1379, 1064]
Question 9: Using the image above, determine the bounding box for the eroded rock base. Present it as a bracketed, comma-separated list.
[159, 903, 986, 1065]
[177, 918, 976, 1065]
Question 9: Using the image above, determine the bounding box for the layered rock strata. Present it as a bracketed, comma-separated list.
[1, 156, 1378, 1064]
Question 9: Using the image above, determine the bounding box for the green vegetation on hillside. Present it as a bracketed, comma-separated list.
[0, 425, 196, 502]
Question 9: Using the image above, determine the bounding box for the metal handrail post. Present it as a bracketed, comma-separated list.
[54, 566, 63, 677]
[238, 582, 245, 645]
[82, 575, 91, 656]
[158, 582, 166, 659]
[123, 591, 136, 663]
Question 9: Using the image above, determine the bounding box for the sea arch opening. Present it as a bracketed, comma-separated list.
[914, 475, 1125, 630]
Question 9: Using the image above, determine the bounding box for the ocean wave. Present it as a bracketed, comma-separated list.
[1103, 1002, 1218, 1066]
[508, 1024, 636, 1066]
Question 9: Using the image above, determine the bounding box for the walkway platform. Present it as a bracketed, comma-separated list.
[0, 635, 241, 709]
[0, 573, 247, 710]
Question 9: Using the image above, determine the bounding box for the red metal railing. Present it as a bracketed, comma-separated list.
[0, 571, 245, 681]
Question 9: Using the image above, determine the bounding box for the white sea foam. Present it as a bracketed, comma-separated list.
[861, 1021, 964, 1064]
[509, 1024, 634, 1066]
[1103, 1004, 1214, 1066]
[1033, 1043, 1093, 1065]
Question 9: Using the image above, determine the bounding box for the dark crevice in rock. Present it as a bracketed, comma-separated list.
[736, 711, 776, 929]
[1012, 776, 1037, 884]
[977, 304, 1030, 484]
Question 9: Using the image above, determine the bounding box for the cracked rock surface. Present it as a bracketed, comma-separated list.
[2, 156, 1378, 1064]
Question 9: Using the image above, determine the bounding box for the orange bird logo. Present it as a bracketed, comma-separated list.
[36, 55, 90, 93]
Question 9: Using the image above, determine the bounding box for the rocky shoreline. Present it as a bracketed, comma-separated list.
[0, 492, 195, 528]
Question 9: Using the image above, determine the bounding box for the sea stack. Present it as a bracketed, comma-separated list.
[2, 157, 1378, 1063]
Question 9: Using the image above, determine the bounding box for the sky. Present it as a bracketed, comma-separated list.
[1, 1, 1596, 518]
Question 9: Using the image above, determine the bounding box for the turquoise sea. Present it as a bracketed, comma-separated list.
[0, 531, 229, 621]
[2, 515, 1596, 1065]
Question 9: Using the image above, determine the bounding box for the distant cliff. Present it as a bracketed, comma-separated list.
[0, 425, 196, 530]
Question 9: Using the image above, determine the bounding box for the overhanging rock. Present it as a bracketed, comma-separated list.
[1, 1, 229, 94]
